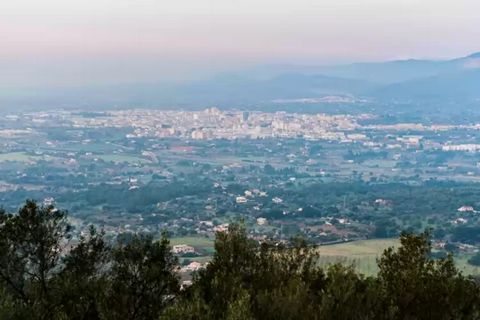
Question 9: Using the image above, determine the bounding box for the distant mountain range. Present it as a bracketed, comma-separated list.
[315, 52, 480, 84]
[374, 69, 480, 100]
[1, 52, 479, 110]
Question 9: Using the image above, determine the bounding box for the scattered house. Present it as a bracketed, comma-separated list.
[181, 261, 203, 272]
[457, 205, 475, 212]
[257, 217, 267, 226]
[252, 235, 267, 242]
[181, 280, 193, 289]
[172, 244, 195, 254]
[43, 197, 55, 206]
[128, 177, 139, 191]
[244, 190, 253, 197]
[374, 198, 392, 206]
[258, 191, 268, 197]
[458, 243, 476, 253]
[432, 241, 446, 249]
[129, 177, 138, 184]
[199, 220, 214, 227]
[236, 196, 247, 204]
[453, 218, 468, 224]
[272, 197, 283, 204]
[213, 223, 229, 233]
[65, 158, 77, 166]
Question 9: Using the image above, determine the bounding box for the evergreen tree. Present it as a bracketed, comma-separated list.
[102, 234, 180, 320]
[0, 200, 70, 319]
[378, 231, 480, 319]
[2, 201, 480, 320]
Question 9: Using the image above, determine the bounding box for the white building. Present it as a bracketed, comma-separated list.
[257, 217, 268, 226]
[272, 197, 283, 204]
[236, 196, 247, 204]
[458, 205, 475, 212]
[172, 245, 195, 254]
[213, 223, 229, 233]
[453, 218, 468, 224]
[181, 261, 203, 272]
[244, 190, 253, 197]
[43, 197, 55, 206]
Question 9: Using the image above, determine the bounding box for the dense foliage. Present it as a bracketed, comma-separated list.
[0, 201, 179, 320]
[1, 200, 480, 319]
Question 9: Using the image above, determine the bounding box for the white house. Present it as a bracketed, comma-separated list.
[272, 197, 283, 204]
[172, 245, 195, 254]
[236, 196, 247, 204]
[458, 205, 475, 212]
[257, 217, 267, 226]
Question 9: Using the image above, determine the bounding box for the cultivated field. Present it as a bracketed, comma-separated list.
[169, 236, 480, 276]
[93, 154, 150, 164]
[0, 152, 38, 162]
[317, 239, 400, 275]
[170, 236, 215, 252]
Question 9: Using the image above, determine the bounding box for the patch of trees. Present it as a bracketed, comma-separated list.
[0, 201, 179, 319]
[67, 178, 213, 212]
[1, 201, 480, 319]
[167, 225, 480, 320]
[468, 253, 480, 267]
[452, 226, 480, 244]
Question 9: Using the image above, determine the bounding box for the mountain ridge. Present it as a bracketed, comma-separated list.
[1, 51, 480, 109]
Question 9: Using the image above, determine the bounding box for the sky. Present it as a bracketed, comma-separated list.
[1, 0, 480, 87]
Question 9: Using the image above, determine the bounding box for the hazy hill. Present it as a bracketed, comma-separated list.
[169, 73, 374, 105]
[1, 52, 479, 110]
[374, 69, 480, 100]
[250, 52, 480, 84]
[0, 73, 373, 110]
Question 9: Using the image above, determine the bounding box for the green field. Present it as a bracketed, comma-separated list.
[317, 239, 480, 276]
[180, 256, 212, 264]
[94, 154, 150, 164]
[0, 152, 39, 162]
[317, 239, 400, 275]
[454, 256, 480, 275]
[170, 236, 215, 250]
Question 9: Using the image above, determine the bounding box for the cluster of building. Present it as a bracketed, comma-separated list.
[68, 108, 365, 141]
[442, 144, 480, 152]
[5, 109, 480, 156]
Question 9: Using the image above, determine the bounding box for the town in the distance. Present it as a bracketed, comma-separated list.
[1, 105, 480, 275]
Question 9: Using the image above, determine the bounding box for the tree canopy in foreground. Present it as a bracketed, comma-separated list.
[1, 200, 480, 319]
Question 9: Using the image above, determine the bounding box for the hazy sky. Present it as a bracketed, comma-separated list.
[1, 0, 480, 86]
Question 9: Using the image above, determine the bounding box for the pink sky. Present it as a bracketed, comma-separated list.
[1, 0, 480, 86]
